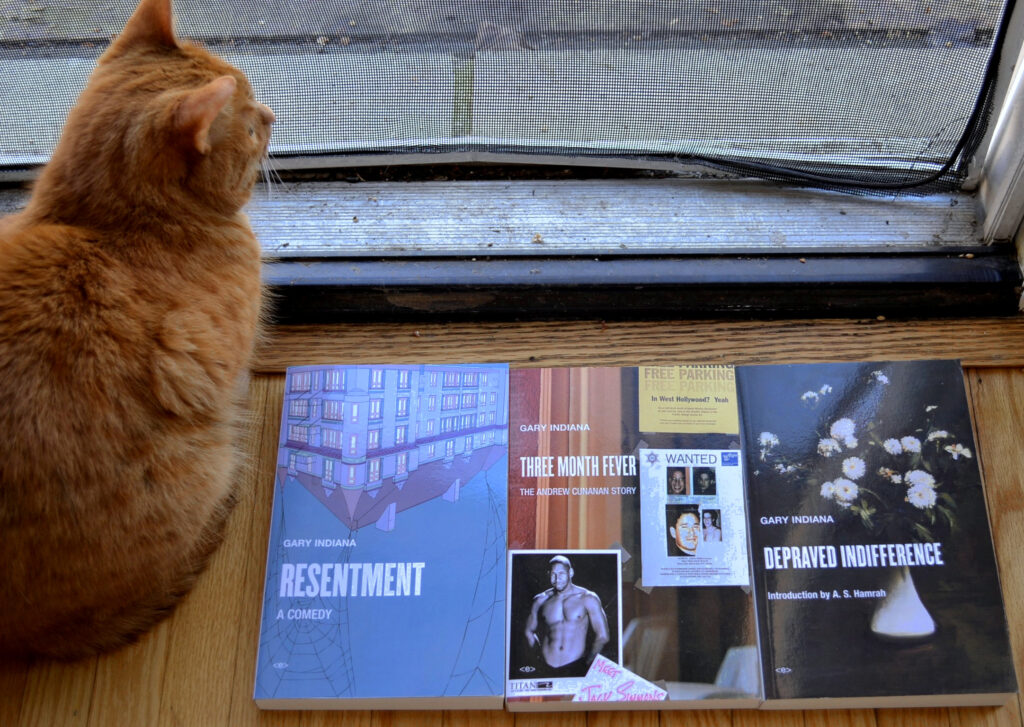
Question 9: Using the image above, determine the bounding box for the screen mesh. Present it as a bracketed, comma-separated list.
[0, 1, 1014, 192]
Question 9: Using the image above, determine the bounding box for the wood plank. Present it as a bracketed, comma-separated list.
[300, 711, 375, 727]
[374, 712, 444, 727]
[661, 710, 734, 727]
[733, 708, 805, 727]
[256, 318, 1024, 374]
[804, 709, 877, 727]
[588, 709, 659, 727]
[85, 629, 166, 726]
[513, 713, 587, 727]
[17, 657, 97, 727]
[949, 706, 1023, 727]
[965, 370, 1024, 706]
[445, 709, 515, 727]
[876, 709, 951, 727]
[0, 658, 28, 727]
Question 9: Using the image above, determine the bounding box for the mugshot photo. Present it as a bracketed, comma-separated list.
[692, 467, 717, 496]
[666, 467, 690, 495]
[507, 550, 621, 681]
[666, 504, 702, 557]
[702, 509, 723, 543]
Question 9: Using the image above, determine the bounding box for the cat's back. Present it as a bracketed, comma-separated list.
[0, 208, 256, 662]
[0, 215, 256, 450]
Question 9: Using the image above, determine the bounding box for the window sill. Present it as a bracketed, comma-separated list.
[1, 178, 1019, 321]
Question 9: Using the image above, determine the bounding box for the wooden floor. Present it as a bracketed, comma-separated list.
[2, 317, 1023, 727]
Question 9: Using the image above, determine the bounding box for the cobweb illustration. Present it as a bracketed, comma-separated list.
[443, 461, 507, 697]
[256, 451, 507, 700]
[255, 496, 357, 699]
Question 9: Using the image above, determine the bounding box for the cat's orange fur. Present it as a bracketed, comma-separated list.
[0, 0, 273, 659]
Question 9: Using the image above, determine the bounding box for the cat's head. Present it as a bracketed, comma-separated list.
[34, 0, 275, 224]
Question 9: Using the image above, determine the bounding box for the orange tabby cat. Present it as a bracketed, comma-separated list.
[0, 0, 273, 659]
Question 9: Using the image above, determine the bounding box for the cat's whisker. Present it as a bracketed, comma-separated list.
[261, 156, 283, 200]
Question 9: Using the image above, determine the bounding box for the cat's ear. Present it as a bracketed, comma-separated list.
[106, 0, 177, 57]
[175, 76, 237, 155]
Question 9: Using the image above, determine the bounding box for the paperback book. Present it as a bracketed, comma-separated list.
[736, 360, 1017, 708]
[505, 366, 763, 710]
[254, 364, 510, 709]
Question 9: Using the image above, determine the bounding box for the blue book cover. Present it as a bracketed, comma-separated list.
[254, 364, 509, 709]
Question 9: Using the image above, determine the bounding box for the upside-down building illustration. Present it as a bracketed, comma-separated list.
[279, 364, 509, 531]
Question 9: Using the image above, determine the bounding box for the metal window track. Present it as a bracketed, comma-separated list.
[265, 253, 1021, 321]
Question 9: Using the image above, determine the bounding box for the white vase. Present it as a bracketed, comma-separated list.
[870, 565, 936, 640]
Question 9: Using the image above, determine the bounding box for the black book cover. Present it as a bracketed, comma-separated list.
[736, 360, 1016, 707]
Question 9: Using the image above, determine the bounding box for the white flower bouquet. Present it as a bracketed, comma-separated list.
[759, 370, 972, 542]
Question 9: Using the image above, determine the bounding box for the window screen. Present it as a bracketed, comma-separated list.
[0, 1, 1014, 192]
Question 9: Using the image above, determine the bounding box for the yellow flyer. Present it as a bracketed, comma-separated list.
[638, 365, 739, 434]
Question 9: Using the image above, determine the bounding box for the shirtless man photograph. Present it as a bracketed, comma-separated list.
[523, 555, 611, 677]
